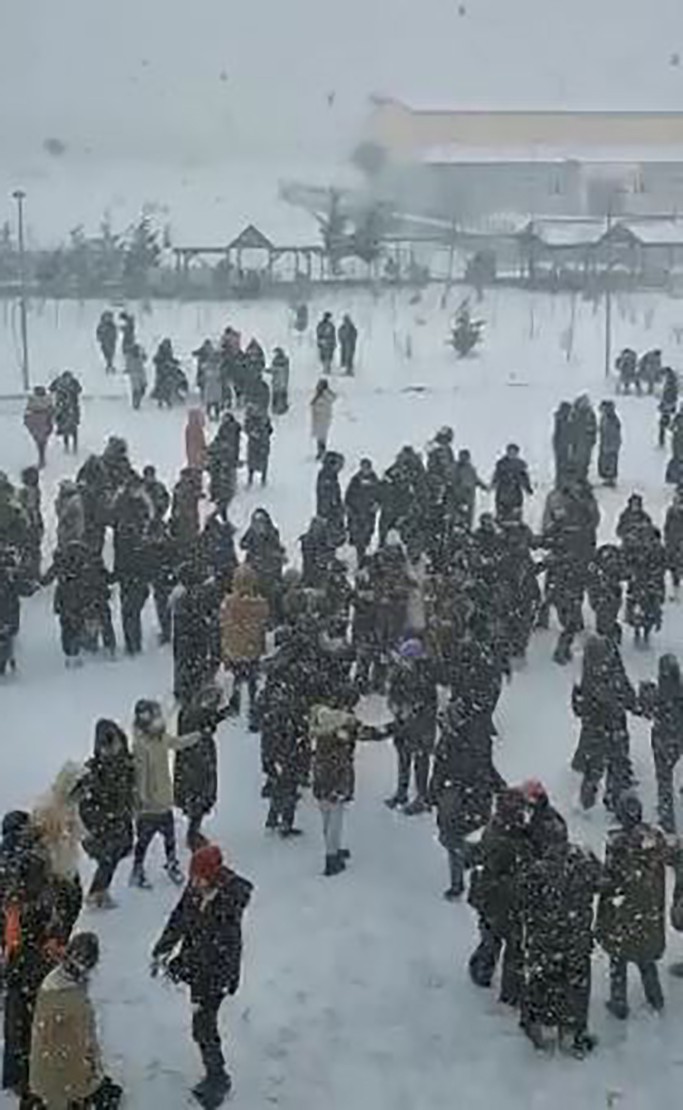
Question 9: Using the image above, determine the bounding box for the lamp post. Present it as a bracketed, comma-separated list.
[12, 190, 29, 392]
[604, 207, 613, 381]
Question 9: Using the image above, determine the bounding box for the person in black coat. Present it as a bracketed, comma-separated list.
[467, 788, 530, 1006]
[520, 818, 601, 1056]
[623, 523, 666, 647]
[49, 371, 82, 454]
[659, 367, 679, 448]
[587, 544, 624, 642]
[78, 720, 135, 907]
[552, 401, 573, 486]
[259, 675, 306, 836]
[96, 311, 118, 373]
[202, 507, 238, 597]
[429, 695, 505, 899]
[2, 850, 55, 1099]
[637, 654, 683, 834]
[490, 443, 532, 523]
[152, 339, 186, 408]
[43, 539, 115, 664]
[316, 452, 346, 549]
[112, 476, 152, 656]
[344, 458, 381, 561]
[244, 405, 273, 486]
[316, 312, 336, 374]
[76, 455, 109, 558]
[142, 464, 170, 521]
[0, 547, 26, 675]
[151, 844, 253, 1103]
[175, 691, 229, 849]
[240, 509, 286, 618]
[299, 516, 335, 589]
[571, 634, 636, 810]
[145, 516, 178, 645]
[173, 565, 220, 707]
[338, 314, 358, 375]
[386, 639, 438, 814]
[664, 488, 683, 597]
[207, 414, 241, 510]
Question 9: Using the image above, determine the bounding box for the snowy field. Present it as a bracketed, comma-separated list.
[2, 286, 683, 1107]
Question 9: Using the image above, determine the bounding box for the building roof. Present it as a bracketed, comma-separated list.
[522, 219, 608, 247]
[227, 224, 275, 251]
[419, 144, 683, 166]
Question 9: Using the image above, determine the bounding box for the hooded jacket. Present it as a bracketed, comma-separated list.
[220, 564, 269, 663]
[132, 723, 200, 815]
[30, 961, 103, 1110]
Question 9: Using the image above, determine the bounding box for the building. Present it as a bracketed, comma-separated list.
[358, 98, 683, 224]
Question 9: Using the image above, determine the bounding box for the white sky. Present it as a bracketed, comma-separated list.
[2, 0, 683, 167]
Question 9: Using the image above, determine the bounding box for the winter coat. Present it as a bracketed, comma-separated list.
[468, 811, 532, 937]
[220, 565, 269, 663]
[267, 352, 290, 409]
[338, 318, 358, 362]
[597, 822, 667, 963]
[316, 319, 336, 361]
[240, 521, 286, 595]
[29, 963, 103, 1110]
[125, 345, 147, 396]
[112, 487, 152, 581]
[316, 463, 345, 545]
[310, 388, 336, 443]
[45, 542, 110, 620]
[491, 455, 532, 517]
[78, 744, 135, 865]
[665, 503, 683, 572]
[202, 512, 237, 587]
[430, 704, 505, 846]
[24, 394, 54, 446]
[638, 677, 683, 766]
[345, 470, 381, 548]
[245, 408, 273, 474]
[521, 845, 602, 1026]
[56, 488, 85, 550]
[202, 351, 223, 408]
[244, 375, 270, 414]
[171, 476, 201, 553]
[174, 705, 221, 818]
[388, 656, 438, 753]
[132, 725, 200, 815]
[598, 409, 622, 479]
[49, 376, 81, 437]
[311, 706, 359, 802]
[207, 419, 241, 505]
[153, 867, 253, 1000]
[172, 583, 220, 705]
[185, 409, 207, 471]
[96, 316, 117, 359]
[571, 651, 636, 773]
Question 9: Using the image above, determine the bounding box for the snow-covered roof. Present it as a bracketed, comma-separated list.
[418, 144, 683, 166]
[524, 219, 608, 246]
[619, 218, 683, 245]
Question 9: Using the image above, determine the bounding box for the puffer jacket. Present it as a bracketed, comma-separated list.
[132, 725, 200, 815]
[30, 963, 103, 1110]
[220, 564, 269, 663]
[311, 706, 358, 802]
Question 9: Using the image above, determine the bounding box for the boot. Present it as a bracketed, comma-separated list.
[192, 1070, 232, 1108]
[521, 1020, 548, 1051]
[605, 998, 629, 1020]
[324, 854, 345, 877]
[570, 1030, 597, 1058]
[165, 859, 184, 886]
[265, 808, 279, 830]
[279, 826, 303, 839]
[129, 863, 152, 889]
[403, 796, 429, 816]
[443, 884, 463, 902]
[338, 848, 351, 861]
[384, 792, 408, 810]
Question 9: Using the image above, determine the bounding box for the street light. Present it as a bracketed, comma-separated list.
[12, 189, 29, 392]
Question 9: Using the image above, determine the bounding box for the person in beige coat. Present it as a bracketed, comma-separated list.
[130, 700, 200, 889]
[310, 379, 336, 461]
[220, 563, 269, 728]
[29, 931, 122, 1110]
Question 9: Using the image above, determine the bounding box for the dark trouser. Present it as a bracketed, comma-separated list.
[469, 918, 522, 1005]
[134, 811, 177, 868]
[267, 765, 299, 829]
[229, 661, 259, 720]
[52, 875, 83, 943]
[660, 412, 672, 447]
[186, 811, 205, 851]
[3, 978, 41, 1095]
[580, 731, 632, 811]
[396, 744, 430, 801]
[609, 955, 663, 1012]
[60, 613, 84, 658]
[191, 992, 226, 1079]
[152, 582, 172, 643]
[316, 438, 326, 461]
[89, 854, 122, 896]
[120, 578, 149, 655]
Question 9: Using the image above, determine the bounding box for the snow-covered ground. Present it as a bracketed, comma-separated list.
[2, 285, 683, 1108]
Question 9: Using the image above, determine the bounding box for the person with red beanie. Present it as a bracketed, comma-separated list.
[150, 843, 253, 1107]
